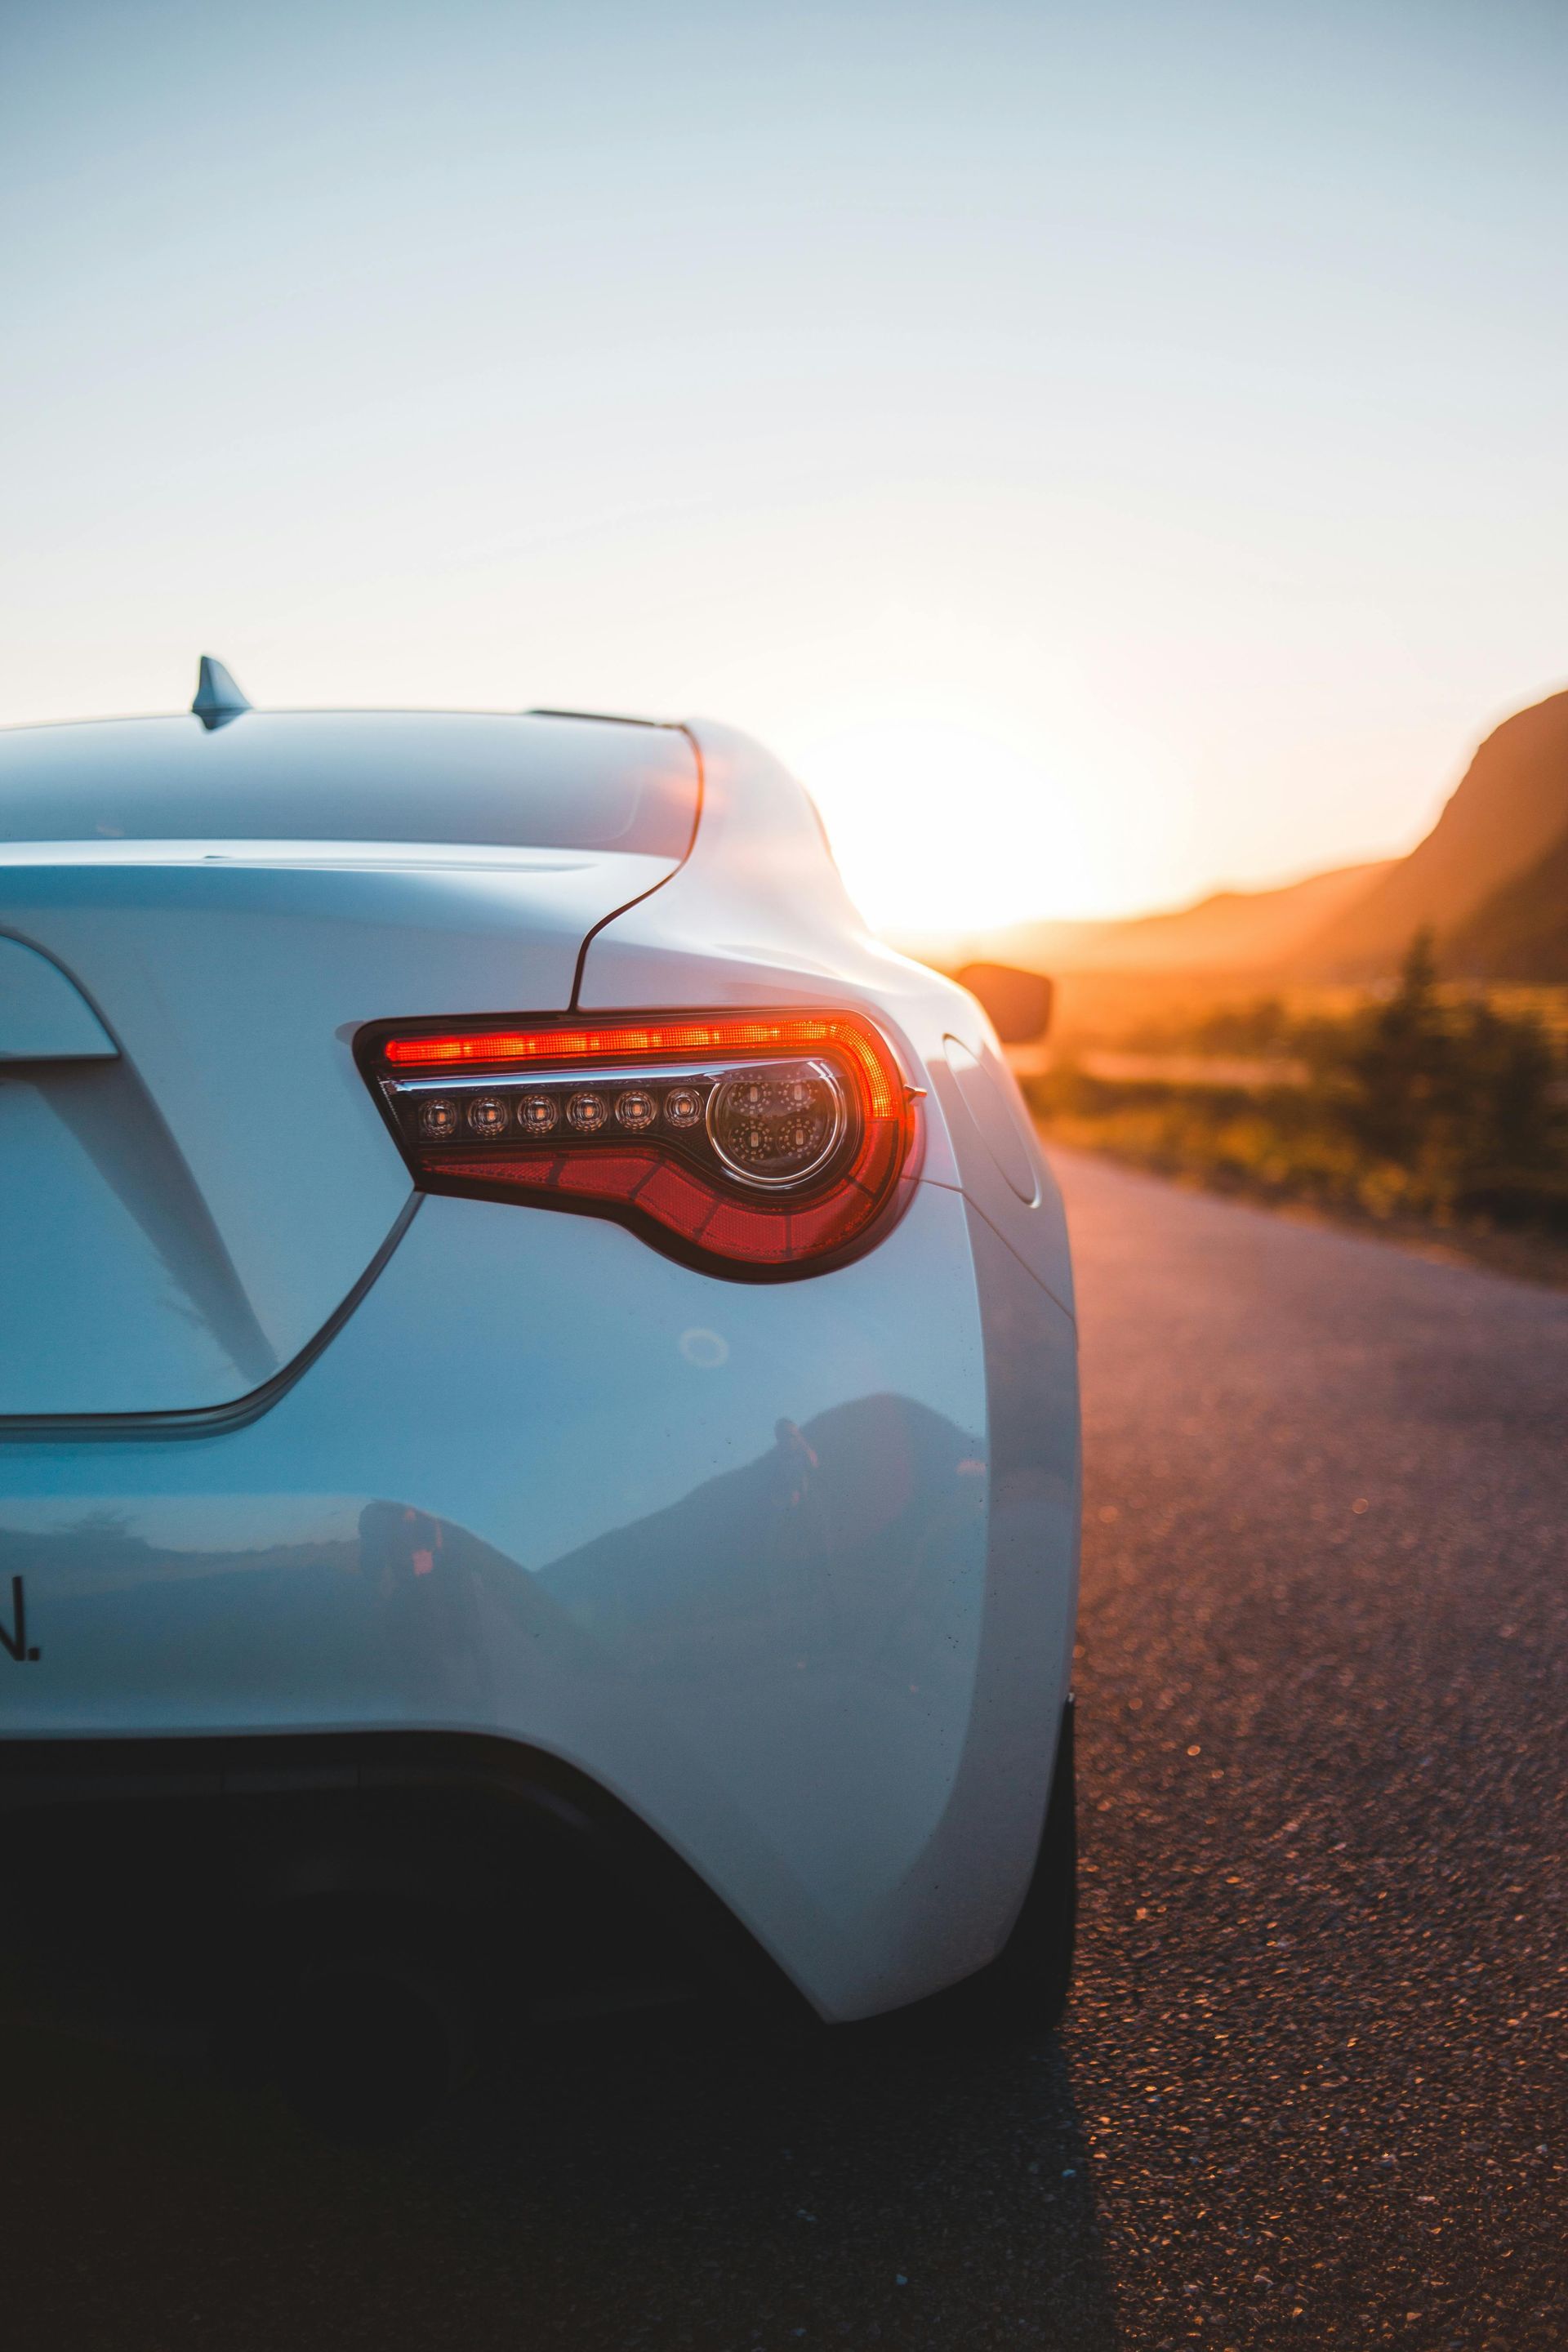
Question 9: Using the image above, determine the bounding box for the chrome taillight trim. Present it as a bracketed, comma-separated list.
[381, 1052, 854, 1193]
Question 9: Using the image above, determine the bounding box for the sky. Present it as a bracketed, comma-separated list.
[2, 0, 1566, 933]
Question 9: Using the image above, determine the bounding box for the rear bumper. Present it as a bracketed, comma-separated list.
[0, 1725, 817, 2025]
[0, 1180, 1079, 2020]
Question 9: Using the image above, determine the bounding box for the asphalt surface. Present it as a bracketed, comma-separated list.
[6, 1148, 1566, 2351]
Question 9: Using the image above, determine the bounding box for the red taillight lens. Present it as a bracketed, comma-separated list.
[358, 1010, 923, 1276]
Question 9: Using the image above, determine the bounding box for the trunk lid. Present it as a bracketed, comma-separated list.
[1, 838, 675, 1416]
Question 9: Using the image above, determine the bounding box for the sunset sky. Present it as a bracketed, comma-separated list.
[3, 2, 1566, 932]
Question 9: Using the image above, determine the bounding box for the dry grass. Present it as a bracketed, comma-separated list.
[1036, 1104, 1568, 1289]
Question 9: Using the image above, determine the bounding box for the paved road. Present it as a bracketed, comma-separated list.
[7, 1152, 1566, 2350]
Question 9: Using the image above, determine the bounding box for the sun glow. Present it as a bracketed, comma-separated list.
[794, 711, 1164, 939]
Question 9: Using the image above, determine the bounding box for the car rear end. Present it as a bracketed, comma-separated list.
[0, 703, 1079, 2056]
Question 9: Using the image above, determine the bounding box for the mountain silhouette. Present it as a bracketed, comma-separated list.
[1441, 817, 1568, 980]
[1294, 688, 1568, 977]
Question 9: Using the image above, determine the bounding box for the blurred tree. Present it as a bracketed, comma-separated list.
[1341, 929, 1452, 1165]
[1338, 929, 1561, 1197]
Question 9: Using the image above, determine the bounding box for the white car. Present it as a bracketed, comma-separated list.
[0, 660, 1080, 2117]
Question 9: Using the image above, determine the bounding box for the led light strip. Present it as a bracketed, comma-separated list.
[381, 1013, 901, 1120]
[363, 1008, 921, 1275]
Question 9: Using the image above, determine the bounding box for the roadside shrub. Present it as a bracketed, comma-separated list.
[1030, 933, 1568, 1235]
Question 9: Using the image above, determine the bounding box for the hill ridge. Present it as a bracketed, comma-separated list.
[1294, 686, 1568, 977]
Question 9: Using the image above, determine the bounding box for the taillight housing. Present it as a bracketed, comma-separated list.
[355, 1009, 924, 1277]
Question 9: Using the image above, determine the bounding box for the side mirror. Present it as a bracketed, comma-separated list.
[956, 962, 1054, 1045]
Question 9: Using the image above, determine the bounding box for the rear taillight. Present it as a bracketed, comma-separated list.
[355, 1010, 923, 1276]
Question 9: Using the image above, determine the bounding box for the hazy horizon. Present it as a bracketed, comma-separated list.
[883, 845, 1402, 951]
[5, 1, 1566, 931]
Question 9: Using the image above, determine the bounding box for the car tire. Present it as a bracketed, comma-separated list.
[944, 1694, 1077, 2040]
